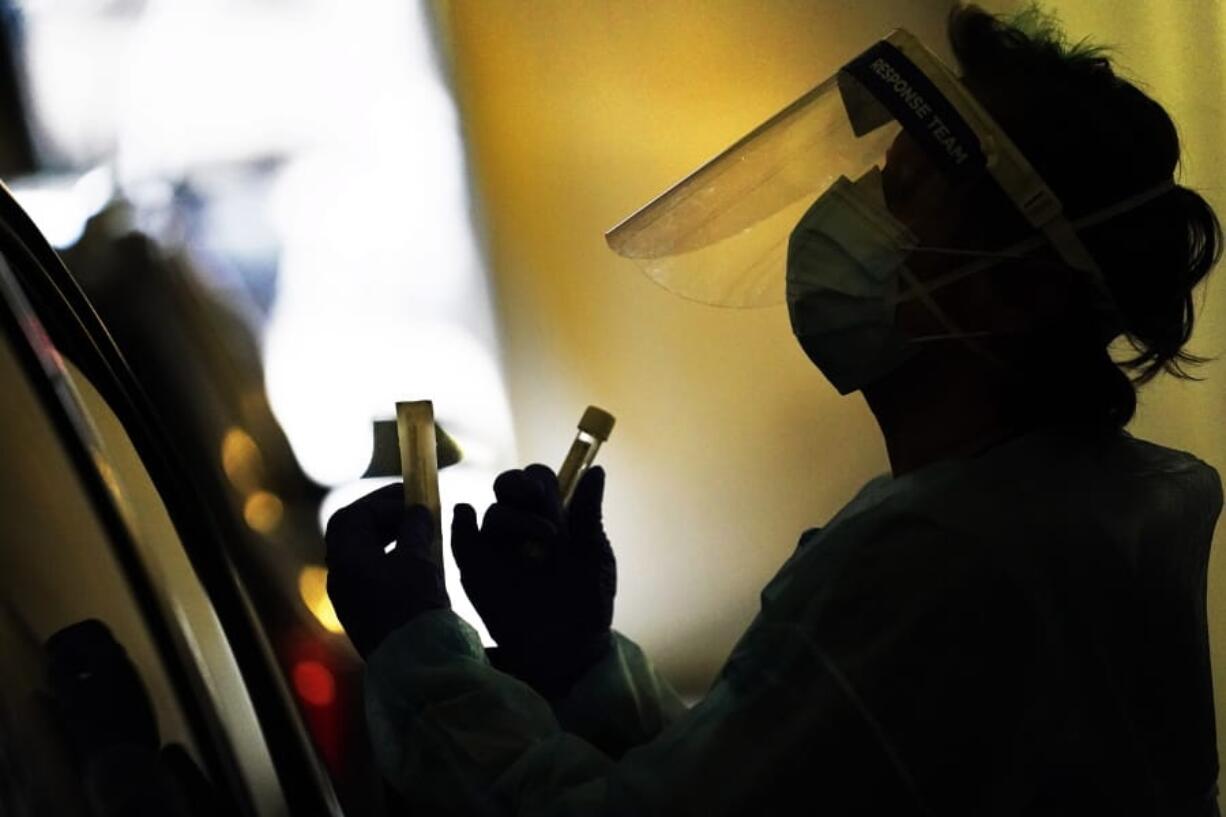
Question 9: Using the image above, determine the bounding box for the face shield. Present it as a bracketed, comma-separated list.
[605, 28, 1123, 340]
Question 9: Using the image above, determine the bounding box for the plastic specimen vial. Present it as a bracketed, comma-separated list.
[557, 406, 615, 507]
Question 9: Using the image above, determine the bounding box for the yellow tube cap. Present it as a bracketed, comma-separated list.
[578, 406, 615, 442]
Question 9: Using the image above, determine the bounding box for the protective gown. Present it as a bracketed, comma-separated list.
[365, 428, 1222, 816]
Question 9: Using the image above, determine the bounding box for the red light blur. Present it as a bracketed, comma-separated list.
[292, 660, 337, 707]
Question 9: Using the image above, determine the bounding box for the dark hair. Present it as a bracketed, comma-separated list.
[947, 4, 1222, 428]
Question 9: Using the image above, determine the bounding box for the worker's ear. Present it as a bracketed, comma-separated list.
[986, 257, 1078, 335]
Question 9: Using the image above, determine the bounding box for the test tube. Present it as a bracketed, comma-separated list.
[557, 406, 615, 507]
[396, 400, 442, 567]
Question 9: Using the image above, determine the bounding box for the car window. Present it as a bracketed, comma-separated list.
[65, 354, 292, 814]
[0, 254, 289, 815]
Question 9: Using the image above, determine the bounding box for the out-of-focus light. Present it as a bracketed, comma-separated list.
[243, 490, 283, 534]
[92, 454, 139, 532]
[291, 660, 336, 708]
[9, 166, 114, 248]
[264, 321, 514, 487]
[298, 565, 345, 635]
[220, 426, 265, 494]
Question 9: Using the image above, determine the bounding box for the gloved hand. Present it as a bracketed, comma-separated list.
[325, 484, 450, 658]
[452, 465, 615, 698]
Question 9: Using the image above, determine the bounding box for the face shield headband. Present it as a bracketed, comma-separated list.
[605, 29, 1133, 342]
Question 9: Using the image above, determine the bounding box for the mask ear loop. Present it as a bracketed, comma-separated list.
[888, 179, 1177, 309]
[895, 264, 1008, 366]
[887, 180, 1176, 366]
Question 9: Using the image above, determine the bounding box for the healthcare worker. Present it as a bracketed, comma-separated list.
[326, 6, 1223, 815]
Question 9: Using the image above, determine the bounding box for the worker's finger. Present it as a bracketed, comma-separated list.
[523, 464, 564, 523]
[450, 503, 482, 573]
[568, 466, 606, 541]
[325, 483, 407, 568]
[523, 464, 559, 492]
[390, 504, 435, 558]
[482, 503, 561, 552]
[494, 468, 546, 511]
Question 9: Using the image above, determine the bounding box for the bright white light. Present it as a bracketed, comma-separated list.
[21, 9, 131, 164]
[19, 0, 518, 647]
[9, 165, 114, 248]
[264, 319, 513, 486]
[247, 0, 514, 491]
[115, 4, 321, 182]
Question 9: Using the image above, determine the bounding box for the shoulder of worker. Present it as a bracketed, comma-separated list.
[904, 427, 1223, 567]
[764, 427, 1221, 620]
[728, 506, 1034, 731]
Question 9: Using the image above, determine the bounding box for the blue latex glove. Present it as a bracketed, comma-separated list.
[325, 484, 450, 658]
[451, 465, 615, 697]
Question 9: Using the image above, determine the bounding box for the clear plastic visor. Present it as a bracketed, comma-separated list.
[605, 72, 902, 308]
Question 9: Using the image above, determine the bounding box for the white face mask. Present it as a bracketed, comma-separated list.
[785, 168, 981, 394]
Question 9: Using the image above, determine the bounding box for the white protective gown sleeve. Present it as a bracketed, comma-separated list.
[364, 429, 1221, 817]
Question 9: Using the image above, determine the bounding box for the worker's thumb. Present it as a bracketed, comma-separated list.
[450, 503, 480, 573]
[568, 466, 606, 540]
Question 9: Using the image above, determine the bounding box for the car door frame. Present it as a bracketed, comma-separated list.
[0, 181, 342, 817]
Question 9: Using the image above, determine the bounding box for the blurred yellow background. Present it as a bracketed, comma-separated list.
[432, 0, 1226, 782]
